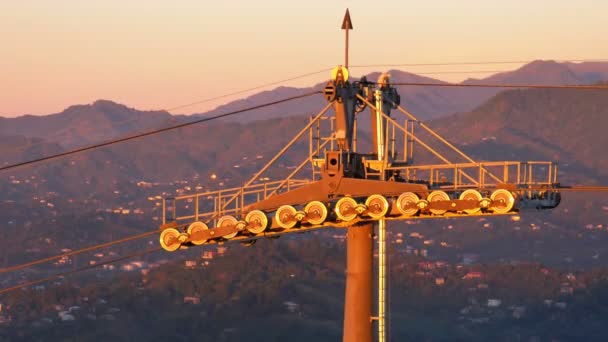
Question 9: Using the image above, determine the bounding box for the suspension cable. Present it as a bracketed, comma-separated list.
[2, 185, 607, 292]
[163, 68, 331, 112]
[387, 82, 608, 90]
[0, 229, 160, 274]
[0, 247, 161, 296]
[0, 91, 321, 173]
[349, 58, 608, 69]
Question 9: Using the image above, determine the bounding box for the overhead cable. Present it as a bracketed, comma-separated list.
[0, 91, 321, 173]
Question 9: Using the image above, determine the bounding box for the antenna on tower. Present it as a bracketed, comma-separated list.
[342, 8, 353, 69]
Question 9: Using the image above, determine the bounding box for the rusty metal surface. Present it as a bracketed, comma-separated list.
[343, 222, 372, 342]
[162, 209, 519, 252]
[160, 89, 560, 231]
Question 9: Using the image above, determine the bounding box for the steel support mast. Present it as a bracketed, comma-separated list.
[341, 11, 374, 342]
[157, 9, 563, 342]
[343, 222, 373, 342]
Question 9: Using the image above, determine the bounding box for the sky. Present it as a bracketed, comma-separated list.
[1, 0, 607, 117]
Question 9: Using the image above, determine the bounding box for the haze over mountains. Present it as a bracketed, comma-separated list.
[466, 60, 608, 85]
[0, 100, 175, 149]
[2, 59, 608, 190]
[195, 60, 608, 122]
[433, 88, 608, 182]
[2, 61, 608, 340]
[3, 60, 607, 134]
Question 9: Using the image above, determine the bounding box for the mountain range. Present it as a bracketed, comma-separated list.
[1, 60, 607, 204]
[195, 60, 608, 123]
[3, 60, 608, 146]
[1, 60, 608, 280]
[433, 87, 608, 183]
[0, 100, 175, 149]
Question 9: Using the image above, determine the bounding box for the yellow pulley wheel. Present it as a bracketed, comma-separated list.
[275, 205, 298, 229]
[490, 189, 516, 214]
[365, 194, 389, 219]
[245, 210, 268, 234]
[427, 190, 450, 215]
[459, 189, 482, 214]
[160, 228, 181, 252]
[304, 201, 328, 225]
[331, 65, 349, 83]
[217, 215, 239, 239]
[335, 197, 358, 222]
[187, 221, 209, 246]
[396, 192, 420, 216]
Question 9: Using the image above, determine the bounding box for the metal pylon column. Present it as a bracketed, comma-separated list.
[343, 223, 373, 342]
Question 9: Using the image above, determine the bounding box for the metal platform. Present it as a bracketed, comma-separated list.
[159, 90, 560, 252]
[156, 12, 563, 342]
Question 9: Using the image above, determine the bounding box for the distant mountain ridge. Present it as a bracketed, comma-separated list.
[2, 79, 607, 199]
[432, 88, 608, 182]
[0, 134, 63, 166]
[1, 77, 607, 270]
[193, 60, 608, 122]
[465, 60, 585, 85]
[0, 100, 176, 149]
[2, 60, 607, 151]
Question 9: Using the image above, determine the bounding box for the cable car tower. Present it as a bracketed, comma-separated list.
[158, 9, 561, 342]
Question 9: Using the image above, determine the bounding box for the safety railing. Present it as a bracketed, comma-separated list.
[162, 179, 312, 226]
[387, 161, 558, 189]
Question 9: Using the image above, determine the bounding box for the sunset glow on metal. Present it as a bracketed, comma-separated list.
[1, 3, 608, 341]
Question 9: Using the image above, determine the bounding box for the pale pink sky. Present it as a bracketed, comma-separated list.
[1, 0, 607, 117]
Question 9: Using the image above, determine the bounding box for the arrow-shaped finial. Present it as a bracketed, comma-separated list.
[341, 9, 353, 68]
[341, 8, 353, 30]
